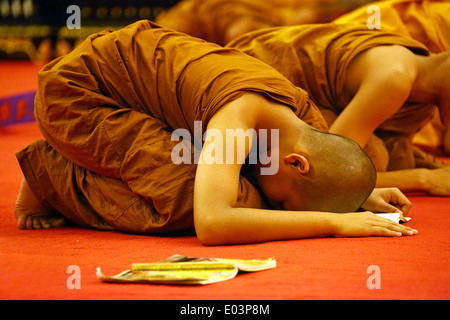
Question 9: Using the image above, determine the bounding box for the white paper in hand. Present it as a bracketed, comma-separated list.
[375, 212, 411, 223]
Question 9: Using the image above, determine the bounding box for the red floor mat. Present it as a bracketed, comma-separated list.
[0, 122, 449, 300]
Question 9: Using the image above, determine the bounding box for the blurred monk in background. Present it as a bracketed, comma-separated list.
[228, 23, 450, 196]
[155, 0, 449, 157]
[155, 0, 373, 45]
[334, 0, 450, 161]
[14, 21, 416, 245]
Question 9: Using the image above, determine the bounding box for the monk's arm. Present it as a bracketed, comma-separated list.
[329, 72, 411, 148]
[193, 96, 416, 245]
[193, 101, 336, 244]
[332, 86, 450, 195]
[332, 45, 417, 148]
[377, 168, 450, 196]
[193, 152, 415, 245]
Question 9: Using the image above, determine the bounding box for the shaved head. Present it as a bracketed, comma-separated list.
[292, 126, 377, 212]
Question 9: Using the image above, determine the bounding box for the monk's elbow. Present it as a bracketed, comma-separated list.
[196, 227, 223, 246]
[196, 232, 218, 246]
[194, 211, 227, 246]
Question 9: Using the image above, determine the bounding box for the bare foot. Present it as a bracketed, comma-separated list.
[15, 177, 67, 229]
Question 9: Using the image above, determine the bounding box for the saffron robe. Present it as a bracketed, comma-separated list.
[227, 23, 444, 170]
[155, 0, 374, 46]
[17, 20, 327, 234]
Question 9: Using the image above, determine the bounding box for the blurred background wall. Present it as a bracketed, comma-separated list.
[0, 0, 180, 63]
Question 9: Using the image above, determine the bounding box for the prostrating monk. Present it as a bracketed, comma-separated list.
[155, 0, 373, 46]
[228, 23, 450, 196]
[334, 0, 450, 155]
[14, 21, 417, 246]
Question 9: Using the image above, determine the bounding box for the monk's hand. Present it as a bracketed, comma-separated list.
[332, 212, 418, 238]
[361, 187, 411, 221]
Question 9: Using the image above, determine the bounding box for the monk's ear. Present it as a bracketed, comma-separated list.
[283, 153, 310, 174]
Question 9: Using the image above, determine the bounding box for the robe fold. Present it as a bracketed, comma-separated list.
[228, 23, 443, 170]
[17, 20, 327, 234]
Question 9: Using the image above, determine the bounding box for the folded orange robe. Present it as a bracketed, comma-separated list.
[228, 23, 443, 170]
[17, 20, 327, 234]
[334, 0, 450, 54]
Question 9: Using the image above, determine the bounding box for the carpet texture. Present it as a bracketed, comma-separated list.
[0, 62, 448, 300]
[1, 121, 449, 300]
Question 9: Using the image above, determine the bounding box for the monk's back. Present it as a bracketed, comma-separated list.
[228, 23, 429, 113]
[37, 20, 324, 136]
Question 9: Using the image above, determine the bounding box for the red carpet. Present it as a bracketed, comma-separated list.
[0, 62, 449, 300]
[0, 61, 42, 97]
[0, 61, 41, 126]
[1, 121, 449, 300]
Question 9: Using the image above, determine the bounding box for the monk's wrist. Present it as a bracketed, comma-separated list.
[416, 168, 431, 192]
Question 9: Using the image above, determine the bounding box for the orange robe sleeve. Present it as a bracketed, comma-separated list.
[17, 20, 327, 234]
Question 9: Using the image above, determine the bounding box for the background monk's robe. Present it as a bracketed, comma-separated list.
[228, 23, 443, 170]
[155, 0, 374, 46]
[17, 20, 327, 234]
[334, 0, 450, 155]
[334, 0, 450, 54]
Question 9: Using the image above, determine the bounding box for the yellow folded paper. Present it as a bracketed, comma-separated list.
[97, 254, 276, 285]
